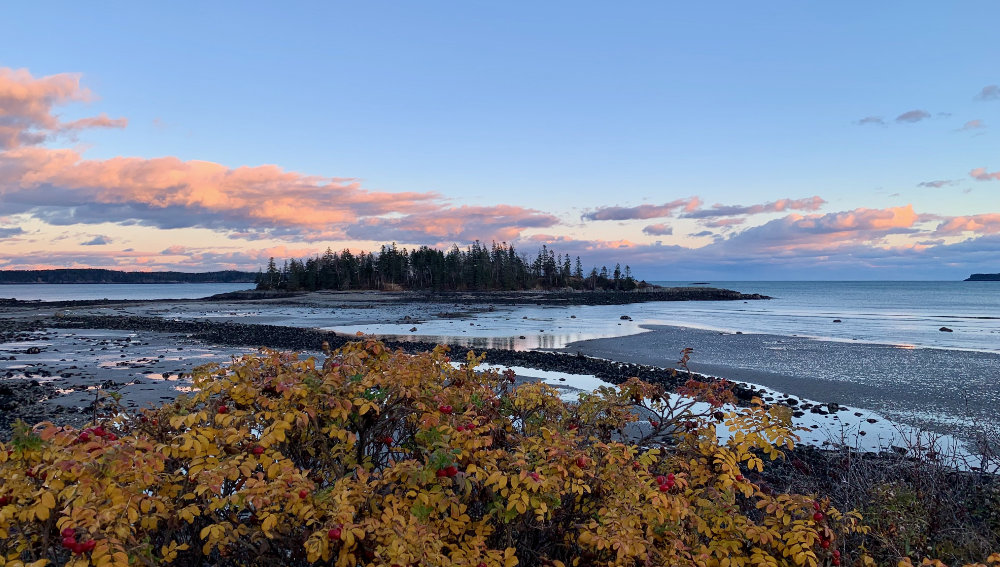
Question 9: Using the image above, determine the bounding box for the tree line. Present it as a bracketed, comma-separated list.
[0, 269, 257, 284]
[256, 242, 640, 292]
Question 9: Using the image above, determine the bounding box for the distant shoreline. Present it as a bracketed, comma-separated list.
[0, 268, 256, 285]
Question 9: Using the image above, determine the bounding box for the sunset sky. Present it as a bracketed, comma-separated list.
[2, 2, 998, 279]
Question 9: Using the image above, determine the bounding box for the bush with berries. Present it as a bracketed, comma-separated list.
[1, 338, 997, 567]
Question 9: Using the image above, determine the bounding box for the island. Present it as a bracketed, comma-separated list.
[965, 273, 1000, 281]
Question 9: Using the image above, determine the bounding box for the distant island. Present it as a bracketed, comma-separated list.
[964, 273, 1000, 281]
[258, 242, 644, 292]
[0, 269, 257, 284]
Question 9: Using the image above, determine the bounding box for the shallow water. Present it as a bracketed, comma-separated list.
[647, 281, 1000, 354]
[0, 283, 254, 301]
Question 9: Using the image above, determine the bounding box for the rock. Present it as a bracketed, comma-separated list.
[26, 346, 41, 354]
[409, 327, 417, 332]
[832, 319, 842, 323]
[620, 315, 632, 321]
[939, 327, 953, 332]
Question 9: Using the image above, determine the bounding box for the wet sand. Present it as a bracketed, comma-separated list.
[567, 325, 1000, 437]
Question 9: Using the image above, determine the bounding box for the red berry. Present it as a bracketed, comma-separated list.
[0, 496, 9, 506]
[436, 468, 448, 477]
[438, 404, 452, 414]
[632, 461, 641, 470]
[656, 475, 667, 484]
[832, 560, 840, 567]
[813, 511, 823, 522]
[735, 474, 744, 482]
[299, 489, 308, 499]
[217, 405, 228, 414]
[93, 427, 106, 437]
[667, 473, 675, 481]
[528, 472, 540, 481]
[659, 483, 670, 492]
[650, 421, 659, 428]
[446, 465, 458, 477]
[814, 501, 821, 511]
[71, 542, 85, 555]
[82, 539, 96, 552]
[61, 527, 76, 538]
[383, 436, 394, 444]
[62, 536, 77, 548]
[477, 563, 487, 567]
[78, 432, 90, 442]
[106, 433, 117, 441]
[833, 550, 840, 558]
[576, 457, 587, 468]
[251, 446, 264, 456]
[327, 526, 342, 540]
[140, 416, 148, 423]
[820, 540, 830, 549]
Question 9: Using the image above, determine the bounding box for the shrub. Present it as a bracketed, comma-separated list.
[0, 339, 995, 567]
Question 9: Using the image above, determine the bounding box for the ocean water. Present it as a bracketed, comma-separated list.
[0, 283, 255, 301]
[648, 281, 1000, 354]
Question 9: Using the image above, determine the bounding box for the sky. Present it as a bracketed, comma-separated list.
[1, 1, 999, 280]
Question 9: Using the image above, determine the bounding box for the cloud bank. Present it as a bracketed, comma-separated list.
[0, 68, 556, 245]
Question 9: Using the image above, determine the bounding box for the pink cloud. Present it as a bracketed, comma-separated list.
[642, 223, 673, 236]
[934, 214, 1000, 235]
[582, 197, 701, 221]
[970, 167, 1000, 181]
[0, 67, 125, 149]
[682, 196, 826, 219]
[959, 119, 985, 131]
[0, 67, 554, 245]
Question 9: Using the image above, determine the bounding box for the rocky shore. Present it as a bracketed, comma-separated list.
[0, 310, 786, 439]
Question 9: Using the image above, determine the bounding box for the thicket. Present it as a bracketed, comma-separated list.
[255, 242, 639, 292]
[0, 340, 997, 567]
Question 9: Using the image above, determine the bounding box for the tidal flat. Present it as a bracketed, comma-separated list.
[1, 289, 993, 460]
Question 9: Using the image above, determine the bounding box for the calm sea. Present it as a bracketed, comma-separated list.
[648, 281, 1000, 354]
[0, 283, 254, 301]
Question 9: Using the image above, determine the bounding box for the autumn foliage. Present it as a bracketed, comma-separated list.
[1, 339, 997, 567]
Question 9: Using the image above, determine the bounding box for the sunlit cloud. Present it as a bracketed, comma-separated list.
[641, 223, 673, 236]
[0, 67, 552, 245]
[582, 197, 701, 221]
[934, 213, 1000, 235]
[681, 196, 825, 219]
[958, 119, 985, 131]
[704, 217, 746, 228]
[969, 167, 1000, 181]
[0, 68, 126, 149]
